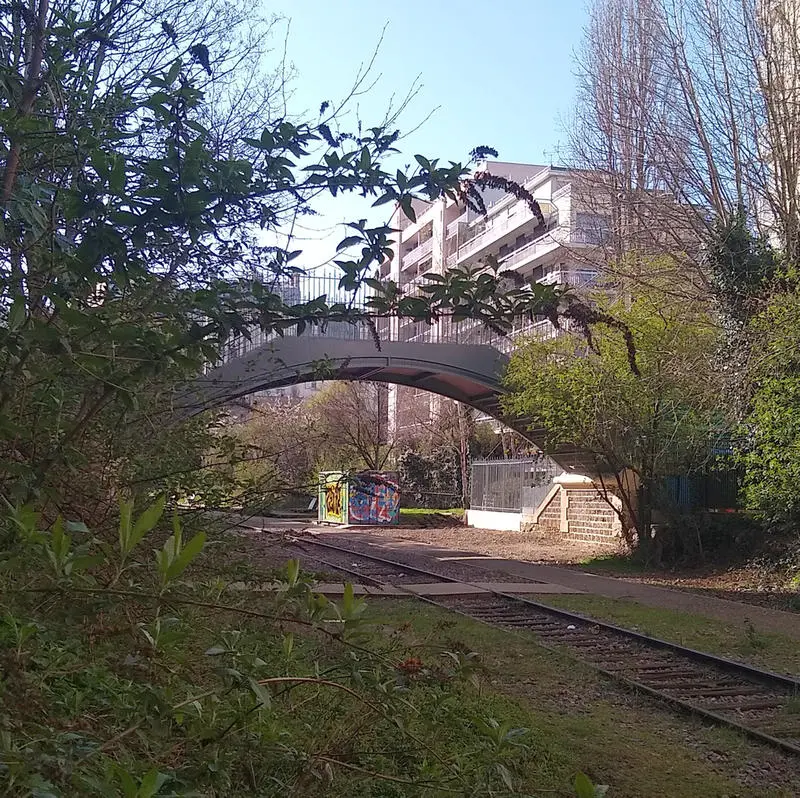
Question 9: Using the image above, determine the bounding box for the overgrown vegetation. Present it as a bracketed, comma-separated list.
[504, 279, 725, 562]
[0, 0, 612, 793]
[1, 499, 595, 795]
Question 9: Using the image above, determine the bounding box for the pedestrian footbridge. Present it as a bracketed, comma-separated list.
[176, 335, 595, 473]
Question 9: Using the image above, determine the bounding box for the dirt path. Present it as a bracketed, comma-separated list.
[317, 526, 800, 641]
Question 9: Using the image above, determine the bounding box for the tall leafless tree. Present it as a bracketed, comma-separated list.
[570, 0, 800, 283]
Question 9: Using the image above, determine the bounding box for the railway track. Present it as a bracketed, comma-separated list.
[297, 535, 800, 758]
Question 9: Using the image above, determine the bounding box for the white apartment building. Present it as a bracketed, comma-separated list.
[380, 161, 608, 438]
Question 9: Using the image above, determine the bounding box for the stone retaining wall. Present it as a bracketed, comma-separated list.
[523, 482, 622, 544]
[564, 488, 620, 544]
[536, 491, 561, 531]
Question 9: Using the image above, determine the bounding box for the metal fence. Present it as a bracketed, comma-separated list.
[219, 274, 375, 361]
[660, 469, 741, 511]
[470, 457, 561, 513]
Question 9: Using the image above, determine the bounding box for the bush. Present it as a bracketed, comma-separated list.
[396, 448, 462, 509]
[656, 511, 764, 566]
[0, 499, 551, 796]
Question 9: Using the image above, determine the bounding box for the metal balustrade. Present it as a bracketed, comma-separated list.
[401, 237, 434, 269]
[217, 266, 593, 365]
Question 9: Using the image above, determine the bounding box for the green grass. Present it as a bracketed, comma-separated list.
[372, 599, 796, 797]
[537, 593, 800, 676]
[9, 521, 796, 798]
[399, 507, 464, 516]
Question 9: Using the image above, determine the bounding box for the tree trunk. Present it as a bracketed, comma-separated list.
[636, 480, 661, 566]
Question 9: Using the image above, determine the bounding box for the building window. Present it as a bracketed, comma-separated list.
[574, 213, 610, 244]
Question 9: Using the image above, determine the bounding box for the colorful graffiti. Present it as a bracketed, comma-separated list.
[348, 474, 400, 525]
[319, 474, 346, 523]
[318, 471, 400, 525]
[324, 481, 344, 522]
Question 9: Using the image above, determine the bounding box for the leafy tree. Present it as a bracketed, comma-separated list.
[705, 208, 779, 324]
[306, 382, 392, 473]
[394, 399, 498, 508]
[702, 214, 800, 530]
[740, 287, 800, 525]
[0, 2, 614, 793]
[0, 0, 567, 521]
[396, 448, 462, 509]
[504, 281, 724, 560]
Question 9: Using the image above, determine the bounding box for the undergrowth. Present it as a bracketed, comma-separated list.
[0, 499, 601, 797]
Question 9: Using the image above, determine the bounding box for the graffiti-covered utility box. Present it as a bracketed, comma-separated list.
[318, 471, 400, 525]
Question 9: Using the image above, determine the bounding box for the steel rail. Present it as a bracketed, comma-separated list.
[297, 535, 800, 758]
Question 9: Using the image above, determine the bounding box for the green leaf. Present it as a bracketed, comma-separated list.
[130, 496, 166, 553]
[8, 295, 25, 330]
[400, 195, 416, 223]
[70, 554, 104, 573]
[118, 501, 133, 556]
[137, 768, 169, 798]
[164, 59, 182, 85]
[65, 520, 90, 534]
[414, 154, 431, 171]
[336, 235, 363, 252]
[496, 763, 515, 790]
[167, 530, 206, 580]
[117, 768, 138, 798]
[248, 678, 272, 709]
[342, 582, 354, 614]
[110, 156, 127, 193]
[48, 518, 71, 574]
[574, 772, 598, 798]
[285, 558, 300, 586]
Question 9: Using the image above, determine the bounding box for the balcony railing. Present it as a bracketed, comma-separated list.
[478, 226, 607, 272]
[401, 237, 433, 269]
[456, 203, 556, 262]
[570, 228, 608, 245]
[499, 229, 562, 270]
[446, 213, 468, 238]
[216, 261, 600, 368]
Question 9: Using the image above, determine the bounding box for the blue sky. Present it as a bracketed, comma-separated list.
[265, 0, 586, 267]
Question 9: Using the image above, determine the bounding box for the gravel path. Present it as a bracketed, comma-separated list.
[323, 523, 623, 563]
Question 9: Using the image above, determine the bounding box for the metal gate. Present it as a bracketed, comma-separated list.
[470, 457, 561, 513]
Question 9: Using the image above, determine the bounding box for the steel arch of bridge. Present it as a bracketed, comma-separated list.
[176, 336, 591, 473]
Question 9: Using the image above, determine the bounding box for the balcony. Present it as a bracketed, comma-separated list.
[499, 229, 562, 270]
[456, 201, 557, 263]
[461, 225, 606, 275]
[446, 213, 468, 238]
[401, 237, 433, 269]
[570, 227, 607, 245]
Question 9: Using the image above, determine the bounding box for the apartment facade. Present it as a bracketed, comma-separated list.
[379, 161, 607, 439]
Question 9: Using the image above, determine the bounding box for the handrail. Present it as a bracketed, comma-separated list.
[401, 237, 434, 268]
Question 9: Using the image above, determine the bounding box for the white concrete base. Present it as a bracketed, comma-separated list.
[466, 509, 521, 531]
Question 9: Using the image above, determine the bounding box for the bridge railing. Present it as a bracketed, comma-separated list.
[217, 269, 596, 364]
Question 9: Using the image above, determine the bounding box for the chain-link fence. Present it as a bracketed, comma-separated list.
[470, 457, 561, 513]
